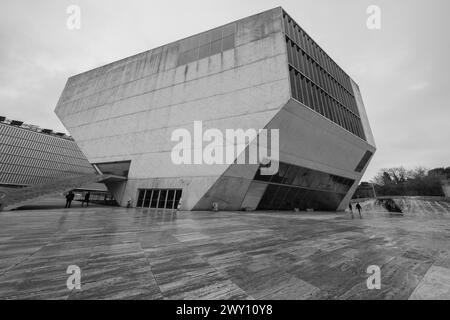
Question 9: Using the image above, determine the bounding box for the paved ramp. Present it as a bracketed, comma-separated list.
[353, 197, 450, 217]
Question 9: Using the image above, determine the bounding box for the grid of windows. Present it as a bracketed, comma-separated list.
[0, 123, 93, 186]
[254, 161, 354, 211]
[283, 11, 366, 140]
[177, 23, 236, 66]
[136, 188, 182, 210]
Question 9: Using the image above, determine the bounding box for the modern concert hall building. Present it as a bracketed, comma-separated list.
[55, 7, 376, 211]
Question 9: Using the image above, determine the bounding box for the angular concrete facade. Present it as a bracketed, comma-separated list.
[55, 7, 376, 211]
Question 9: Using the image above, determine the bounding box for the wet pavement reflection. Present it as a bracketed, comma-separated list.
[0, 206, 449, 299]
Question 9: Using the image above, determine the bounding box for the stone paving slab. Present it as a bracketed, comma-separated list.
[409, 265, 450, 300]
[0, 207, 450, 299]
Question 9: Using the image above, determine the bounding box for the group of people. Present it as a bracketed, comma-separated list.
[65, 191, 91, 208]
[348, 202, 362, 219]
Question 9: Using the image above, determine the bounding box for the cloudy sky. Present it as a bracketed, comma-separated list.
[0, 0, 448, 180]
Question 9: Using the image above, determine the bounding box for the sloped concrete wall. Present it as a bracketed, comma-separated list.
[266, 99, 376, 211]
[270, 99, 375, 179]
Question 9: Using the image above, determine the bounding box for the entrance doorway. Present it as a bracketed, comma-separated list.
[136, 188, 182, 210]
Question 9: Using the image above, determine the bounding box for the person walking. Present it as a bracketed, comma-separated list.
[65, 191, 74, 208]
[81, 192, 91, 207]
[355, 202, 362, 219]
[348, 202, 354, 219]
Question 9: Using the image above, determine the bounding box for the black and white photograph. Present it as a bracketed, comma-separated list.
[0, 0, 449, 307]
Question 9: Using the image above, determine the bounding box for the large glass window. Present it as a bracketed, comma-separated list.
[136, 188, 183, 210]
[283, 11, 365, 141]
[355, 151, 373, 173]
[222, 34, 235, 51]
[143, 189, 152, 207]
[198, 43, 210, 59]
[270, 162, 289, 184]
[254, 161, 354, 211]
[210, 39, 222, 55]
[289, 68, 298, 100]
[177, 23, 236, 67]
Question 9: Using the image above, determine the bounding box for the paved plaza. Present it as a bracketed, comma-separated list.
[0, 206, 450, 299]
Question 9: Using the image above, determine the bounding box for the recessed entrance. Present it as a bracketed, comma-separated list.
[136, 188, 182, 210]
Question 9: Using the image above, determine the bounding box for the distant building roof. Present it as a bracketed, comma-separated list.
[0, 116, 73, 141]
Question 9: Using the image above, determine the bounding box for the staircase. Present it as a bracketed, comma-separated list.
[0, 173, 107, 211]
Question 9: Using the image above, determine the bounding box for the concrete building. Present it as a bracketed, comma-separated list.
[0, 117, 116, 211]
[0, 117, 94, 187]
[55, 7, 376, 211]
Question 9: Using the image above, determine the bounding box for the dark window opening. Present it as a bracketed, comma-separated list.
[254, 161, 354, 211]
[93, 160, 131, 177]
[355, 151, 373, 173]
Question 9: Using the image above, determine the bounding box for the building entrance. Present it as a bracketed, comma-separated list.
[136, 188, 182, 210]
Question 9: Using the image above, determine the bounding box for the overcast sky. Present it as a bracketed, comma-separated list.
[0, 0, 449, 180]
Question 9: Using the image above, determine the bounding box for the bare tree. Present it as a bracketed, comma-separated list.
[368, 166, 445, 197]
[386, 167, 408, 184]
[408, 166, 428, 179]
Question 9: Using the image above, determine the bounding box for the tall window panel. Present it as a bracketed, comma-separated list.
[283, 11, 366, 141]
